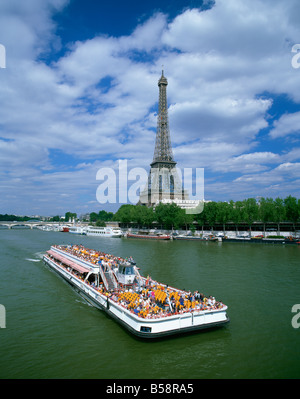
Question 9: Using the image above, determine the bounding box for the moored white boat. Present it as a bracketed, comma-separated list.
[43, 244, 229, 338]
[86, 226, 123, 237]
[69, 226, 86, 235]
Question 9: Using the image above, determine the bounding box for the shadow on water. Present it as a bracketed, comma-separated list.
[128, 323, 231, 344]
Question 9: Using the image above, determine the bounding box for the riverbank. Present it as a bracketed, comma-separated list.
[125, 227, 299, 240]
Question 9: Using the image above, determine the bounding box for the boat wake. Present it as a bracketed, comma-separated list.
[26, 252, 45, 262]
[32, 251, 46, 260]
[75, 298, 93, 308]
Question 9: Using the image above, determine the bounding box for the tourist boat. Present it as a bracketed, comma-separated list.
[43, 244, 229, 338]
[86, 226, 123, 237]
[126, 232, 171, 240]
[69, 226, 86, 235]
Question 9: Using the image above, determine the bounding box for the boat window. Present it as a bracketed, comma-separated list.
[125, 266, 134, 275]
[140, 326, 151, 333]
[118, 265, 125, 274]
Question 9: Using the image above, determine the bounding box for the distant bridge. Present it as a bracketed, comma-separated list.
[0, 221, 89, 229]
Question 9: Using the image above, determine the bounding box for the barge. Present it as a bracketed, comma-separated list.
[222, 236, 300, 244]
[43, 245, 229, 338]
[173, 235, 217, 241]
[126, 232, 171, 240]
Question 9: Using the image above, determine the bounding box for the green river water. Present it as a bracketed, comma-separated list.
[0, 228, 299, 379]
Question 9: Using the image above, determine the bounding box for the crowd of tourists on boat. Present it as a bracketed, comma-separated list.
[51, 245, 225, 319]
[55, 244, 125, 268]
[107, 287, 225, 319]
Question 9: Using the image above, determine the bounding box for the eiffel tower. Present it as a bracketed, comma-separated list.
[139, 69, 188, 206]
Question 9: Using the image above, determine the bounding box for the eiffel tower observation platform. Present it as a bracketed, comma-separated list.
[139, 70, 189, 207]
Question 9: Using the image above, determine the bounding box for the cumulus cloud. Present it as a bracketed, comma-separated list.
[0, 0, 300, 214]
[269, 112, 300, 139]
[234, 162, 300, 187]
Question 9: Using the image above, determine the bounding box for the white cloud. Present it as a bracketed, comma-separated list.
[269, 112, 300, 138]
[283, 147, 300, 162]
[0, 0, 300, 214]
[213, 152, 281, 173]
[204, 162, 300, 200]
[169, 97, 270, 145]
[162, 0, 295, 59]
[234, 162, 300, 185]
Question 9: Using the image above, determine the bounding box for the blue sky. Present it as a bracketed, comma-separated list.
[0, 0, 300, 216]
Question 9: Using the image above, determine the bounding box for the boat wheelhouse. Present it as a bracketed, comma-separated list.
[43, 244, 229, 338]
[117, 262, 136, 285]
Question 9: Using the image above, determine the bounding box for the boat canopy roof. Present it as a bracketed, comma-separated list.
[47, 250, 90, 274]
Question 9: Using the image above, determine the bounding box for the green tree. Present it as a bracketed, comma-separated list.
[195, 207, 205, 233]
[130, 205, 154, 227]
[139, 206, 154, 227]
[273, 197, 286, 234]
[284, 195, 299, 230]
[95, 220, 106, 227]
[114, 204, 136, 225]
[216, 201, 233, 233]
[154, 203, 183, 230]
[98, 210, 114, 221]
[65, 212, 77, 222]
[178, 208, 194, 231]
[89, 212, 98, 222]
[243, 198, 259, 235]
[259, 198, 275, 236]
[203, 201, 218, 231]
[230, 200, 245, 233]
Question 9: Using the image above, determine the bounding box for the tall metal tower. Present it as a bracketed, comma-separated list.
[139, 69, 188, 206]
[151, 69, 175, 166]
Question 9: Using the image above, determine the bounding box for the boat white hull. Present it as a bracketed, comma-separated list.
[43, 254, 229, 338]
[86, 233, 121, 238]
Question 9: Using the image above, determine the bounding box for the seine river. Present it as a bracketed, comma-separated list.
[0, 228, 300, 379]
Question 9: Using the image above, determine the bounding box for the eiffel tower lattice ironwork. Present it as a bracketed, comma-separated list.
[152, 69, 175, 166]
[139, 69, 188, 206]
